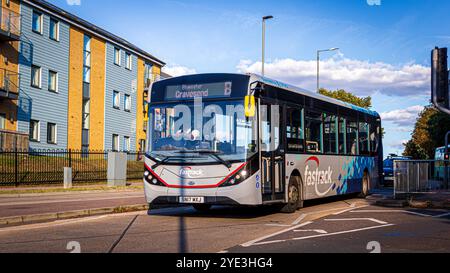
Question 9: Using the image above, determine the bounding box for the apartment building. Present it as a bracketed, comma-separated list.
[0, 0, 165, 151]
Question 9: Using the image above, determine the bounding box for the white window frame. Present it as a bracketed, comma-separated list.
[0, 113, 6, 130]
[30, 120, 40, 142]
[125, 53, 132, 70]
[113, 91, 120, 109]
[48, 70, 58, 92]
[112, 134, 119, 151]
[124, 94, 131, 112]
[124, 136, 130, 152]
[47, 123, 58, 145]
[32, 10, 43, 34]
[114, 47, 121, 66]
[31, 65, 42, 88]
[49, 18, 59, 41]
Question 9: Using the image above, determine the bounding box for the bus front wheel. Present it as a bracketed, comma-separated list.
[281, 176, 303, 213]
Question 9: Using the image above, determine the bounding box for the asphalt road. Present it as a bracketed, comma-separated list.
[0, 195, 449, 253]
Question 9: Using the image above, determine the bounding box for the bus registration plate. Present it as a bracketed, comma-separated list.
[179, 197, 205, 204]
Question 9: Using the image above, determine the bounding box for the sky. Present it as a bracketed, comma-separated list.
[49, 0, 450, 157]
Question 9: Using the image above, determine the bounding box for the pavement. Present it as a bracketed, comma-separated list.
[0, 189, 147, 226]
[372, 188, 450, 209]
[0, 195, 448, 253]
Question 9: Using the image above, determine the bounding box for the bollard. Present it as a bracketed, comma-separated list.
[107, 152, 127, 187]
[64, 167, 73, 189]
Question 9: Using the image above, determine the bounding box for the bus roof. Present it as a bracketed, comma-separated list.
[154, 73, 380, 118]
[248, 73, 380, 118]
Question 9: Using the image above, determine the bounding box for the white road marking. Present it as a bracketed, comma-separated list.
[217, 250, 229, 253]
[291, 224, 395, 241]
[265, 224, 292, 227]
[241, 221, 313, 247]
[251, 239, 287, 246]
[350, 203, 356, 208]
[332, 205, 369, 215]
[433, 212, 450, 218]
[293, 229, 328, 234]
[0, 211, 147, 233]
[350, 210, 432, 217]
[291, 214, 307, 225]
[324, 218, 388, 225]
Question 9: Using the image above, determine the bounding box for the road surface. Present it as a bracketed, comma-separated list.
[0, 195, 449, 253]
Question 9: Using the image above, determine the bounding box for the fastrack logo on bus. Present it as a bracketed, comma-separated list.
[179, 167, 204, 178]
[304, 156, 334, 197]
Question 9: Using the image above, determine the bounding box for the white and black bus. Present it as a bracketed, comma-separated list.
[144, 73, 383, 213]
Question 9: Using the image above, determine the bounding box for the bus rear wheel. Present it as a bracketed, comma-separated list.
[359, 172, 370, 198]
[281, 176, 303, 213]
[193, 204, 212, 212]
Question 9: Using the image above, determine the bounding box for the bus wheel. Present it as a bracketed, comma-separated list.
[193, 204, 212, 212]
[359, 172, 370, 198]
[281, 176, 302, 213]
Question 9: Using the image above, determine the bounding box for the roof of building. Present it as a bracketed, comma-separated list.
[24, 0, 166, 66]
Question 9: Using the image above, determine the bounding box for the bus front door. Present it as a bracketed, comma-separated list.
[260, 101, 286, 202]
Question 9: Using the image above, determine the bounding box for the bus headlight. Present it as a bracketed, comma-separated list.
[144, 167, 166, 187]
[220, 165, 250, 188]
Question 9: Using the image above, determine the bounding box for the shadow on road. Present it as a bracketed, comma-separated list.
[147, 193, 365, 219]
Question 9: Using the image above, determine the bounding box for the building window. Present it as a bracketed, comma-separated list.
[124, 136, 130, 152]
[113, 91, 120, 109]
[112, 134, 119, 151]
[82, 100, 90, 130]
[48, 70, 58, 92]
[83, 67, 91, 83]
[114, 47, 121, 65]
[47, 123, 57, 144]
[0, 113, 5, 130]
[124, 94, 131, 112]
[125, 53, 132, 70]
[31, 65, 41, 88]
[139, 139, 146, 152]
[49, 18, 59, 41]
[29, 120, 40, 142]
[32, 11, 43, 34]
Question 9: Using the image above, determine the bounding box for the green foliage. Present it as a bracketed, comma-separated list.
[403, 105, 450, 159]
[319, 88, 372, 109]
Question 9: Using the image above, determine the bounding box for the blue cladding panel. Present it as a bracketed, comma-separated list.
[104, 43, 138, 151]
[18, 3, 70, 150]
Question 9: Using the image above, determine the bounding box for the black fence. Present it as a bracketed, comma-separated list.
[0, 149, 145, 187]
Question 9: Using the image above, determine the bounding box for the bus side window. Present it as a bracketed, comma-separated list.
[286, 107, 304, 152]
[369, 122, 378, 155]
[305, 110, 322, 153]
[347, 120, 358, 155]
[359, 122, 370, 156]
[338, 117, 346, 154]
[324, 114, 337, 154]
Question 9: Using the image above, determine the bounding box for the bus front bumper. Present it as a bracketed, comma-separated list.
[144, 173, 262, 206]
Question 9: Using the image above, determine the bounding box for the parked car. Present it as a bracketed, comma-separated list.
[383, 155, 411, 187]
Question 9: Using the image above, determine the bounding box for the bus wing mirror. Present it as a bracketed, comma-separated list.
[245, 96, 256, 117]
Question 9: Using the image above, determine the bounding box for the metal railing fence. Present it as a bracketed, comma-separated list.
[0, 149, 145, 187]
[393, 160, 450, 198]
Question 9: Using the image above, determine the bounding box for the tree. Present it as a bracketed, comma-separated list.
[403, 105, 450, 159]
[403, 140, 428, 160]
[319, 88, 372, 109]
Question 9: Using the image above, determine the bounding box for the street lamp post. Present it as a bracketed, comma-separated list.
[317, 47, 339, 92]
[262, 15, 274, 77]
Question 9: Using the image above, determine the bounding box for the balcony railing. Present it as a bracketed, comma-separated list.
[0, 6, 21, 41]
[0, 68, 20, 100]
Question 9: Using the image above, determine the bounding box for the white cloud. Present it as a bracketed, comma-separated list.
[236, 56, 430, 97]
[162, 65, 197, 77]
[380, 105, 424, 127]
[66, 0, 81, 5]
[387, 139, 409, 152]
